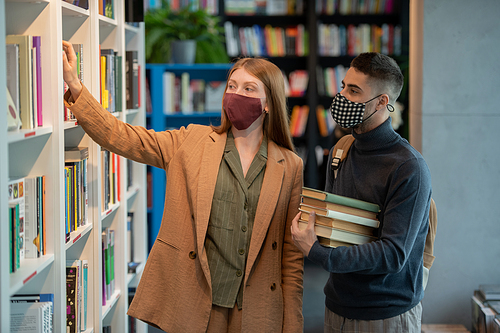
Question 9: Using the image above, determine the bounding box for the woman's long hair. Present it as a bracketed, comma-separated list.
[212, 57, 294, 152]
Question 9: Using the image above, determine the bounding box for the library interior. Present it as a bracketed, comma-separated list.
[1, 0, 499, 332]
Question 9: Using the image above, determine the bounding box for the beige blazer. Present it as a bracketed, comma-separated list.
[66, 86, 304, 332]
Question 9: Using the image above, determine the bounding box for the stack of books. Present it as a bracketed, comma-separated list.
[299, 187, 380, 248]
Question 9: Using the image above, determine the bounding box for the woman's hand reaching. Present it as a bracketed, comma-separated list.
[62, 40, 83, 100]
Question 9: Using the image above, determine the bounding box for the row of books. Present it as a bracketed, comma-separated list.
[298, 187, 380, 247]
[102, 228, 116, 305]
[290, 105, 335, 138]
[160, 67, 310, 116]
[63, 0, 89, 9]
[316, 0, 398, 15]
[99, 0, 114, 19]
[472, 285, 500, 333]
[100, 48, 120, 114]
[8, 176, 47, 273]
[317, 64, 348, 98]
[162, 71, 225, 114]
[225, 0, 304, 15]
[101, 149, 121, 213]
[318, 23, 402, 57]
[6, 34, 43, 131]
[316, 106, 335, 137]
[101, 49, 140, 112]
[66, 259, 89, 332]
[289, 105, 309, 138]
[10, 294, 54, 332]
[224, 21, 309, 57]
[64, 147, 89, 243]
[147, 0, 219, 14]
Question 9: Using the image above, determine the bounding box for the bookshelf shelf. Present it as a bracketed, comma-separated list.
[9, 254, 55, 294]
[98, 15, 117, 27]
[126, 185, 140, 201]
[101, 201, 120, 220]
[61, 2, 89, 16]
[125, 108, 140, 116]
[65, 224, 93, 251]
[124, 23, 140, 33]
[102, 289, 121, 319]
[7, 126, 53, 144]
[64, 121, 80, 130]
[127, 262, 145, 286]
[1, 0, 147, 332]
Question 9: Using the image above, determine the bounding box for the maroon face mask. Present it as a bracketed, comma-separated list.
[223, 93, 265, 130]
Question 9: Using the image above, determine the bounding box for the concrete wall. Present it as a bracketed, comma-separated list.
[417, 0, 500, 328]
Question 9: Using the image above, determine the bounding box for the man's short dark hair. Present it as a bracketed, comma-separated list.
[351, 52, 404, 103]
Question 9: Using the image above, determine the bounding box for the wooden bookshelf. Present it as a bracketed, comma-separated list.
[0, 0, 148, 332]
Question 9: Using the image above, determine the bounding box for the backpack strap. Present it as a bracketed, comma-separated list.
[423, 198, 437, 270]
[331, 134, 355, 178]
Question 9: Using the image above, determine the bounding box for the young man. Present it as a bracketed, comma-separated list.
[291, 52, 432, 332]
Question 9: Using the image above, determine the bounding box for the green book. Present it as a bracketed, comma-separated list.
[115, 54, 122, 112]
[302, 187, 380, 213]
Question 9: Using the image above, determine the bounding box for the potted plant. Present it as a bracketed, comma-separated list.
[145, 2, 229, 64]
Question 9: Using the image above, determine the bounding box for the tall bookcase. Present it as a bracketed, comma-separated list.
[0, 0, 148, 332]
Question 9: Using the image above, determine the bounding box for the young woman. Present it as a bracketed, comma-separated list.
[63, 41, 304, 332]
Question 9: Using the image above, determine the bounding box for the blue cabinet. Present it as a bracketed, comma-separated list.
[145, 63, 232, 250]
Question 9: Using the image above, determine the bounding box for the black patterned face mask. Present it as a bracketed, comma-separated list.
[330, 93, 388, 128]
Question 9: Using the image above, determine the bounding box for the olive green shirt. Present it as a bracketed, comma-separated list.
[205, 131, 268, 309]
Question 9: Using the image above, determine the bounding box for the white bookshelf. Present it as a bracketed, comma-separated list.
[1, 0, 148, 332]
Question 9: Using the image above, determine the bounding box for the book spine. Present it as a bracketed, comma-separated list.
[24, 178, 37, 258]
[66, 266, 77, 333]
[82, 260, 88, 331]
[33, 36, 43, 127]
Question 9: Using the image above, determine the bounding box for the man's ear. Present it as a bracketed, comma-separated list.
[377, 94, 390, 110]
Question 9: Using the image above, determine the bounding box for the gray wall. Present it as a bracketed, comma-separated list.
[420, 0, 500, 328]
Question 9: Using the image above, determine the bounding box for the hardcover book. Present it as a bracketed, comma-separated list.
[301, 195, 378, 220]
[302, 187, 380, 213]
[300, 203, 379, 229]
[6, 35, 34, 130]
[298, 219, 376, 245]
[299, 209, 378, 237]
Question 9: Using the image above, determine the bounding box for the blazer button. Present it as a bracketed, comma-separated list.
[272, 242, 277, 250]
[189, 251, 197, 259]
[270, 283, 276, 291]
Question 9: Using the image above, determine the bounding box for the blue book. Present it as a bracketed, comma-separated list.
[11, 293, 54, 314]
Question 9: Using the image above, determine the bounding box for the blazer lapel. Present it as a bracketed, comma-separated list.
[245, 141, 285, 279]
[196, 131, 226, 285]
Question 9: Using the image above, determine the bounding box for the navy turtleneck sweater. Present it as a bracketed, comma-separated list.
[307, 118, 432, 320]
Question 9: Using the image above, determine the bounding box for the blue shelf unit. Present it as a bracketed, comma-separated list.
[145, 63, 233, 251]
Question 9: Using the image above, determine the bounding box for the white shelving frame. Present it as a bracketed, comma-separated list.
[0, 0, 148, 332]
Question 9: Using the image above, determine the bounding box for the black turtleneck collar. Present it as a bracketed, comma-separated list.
[352, 117, 400, 152]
